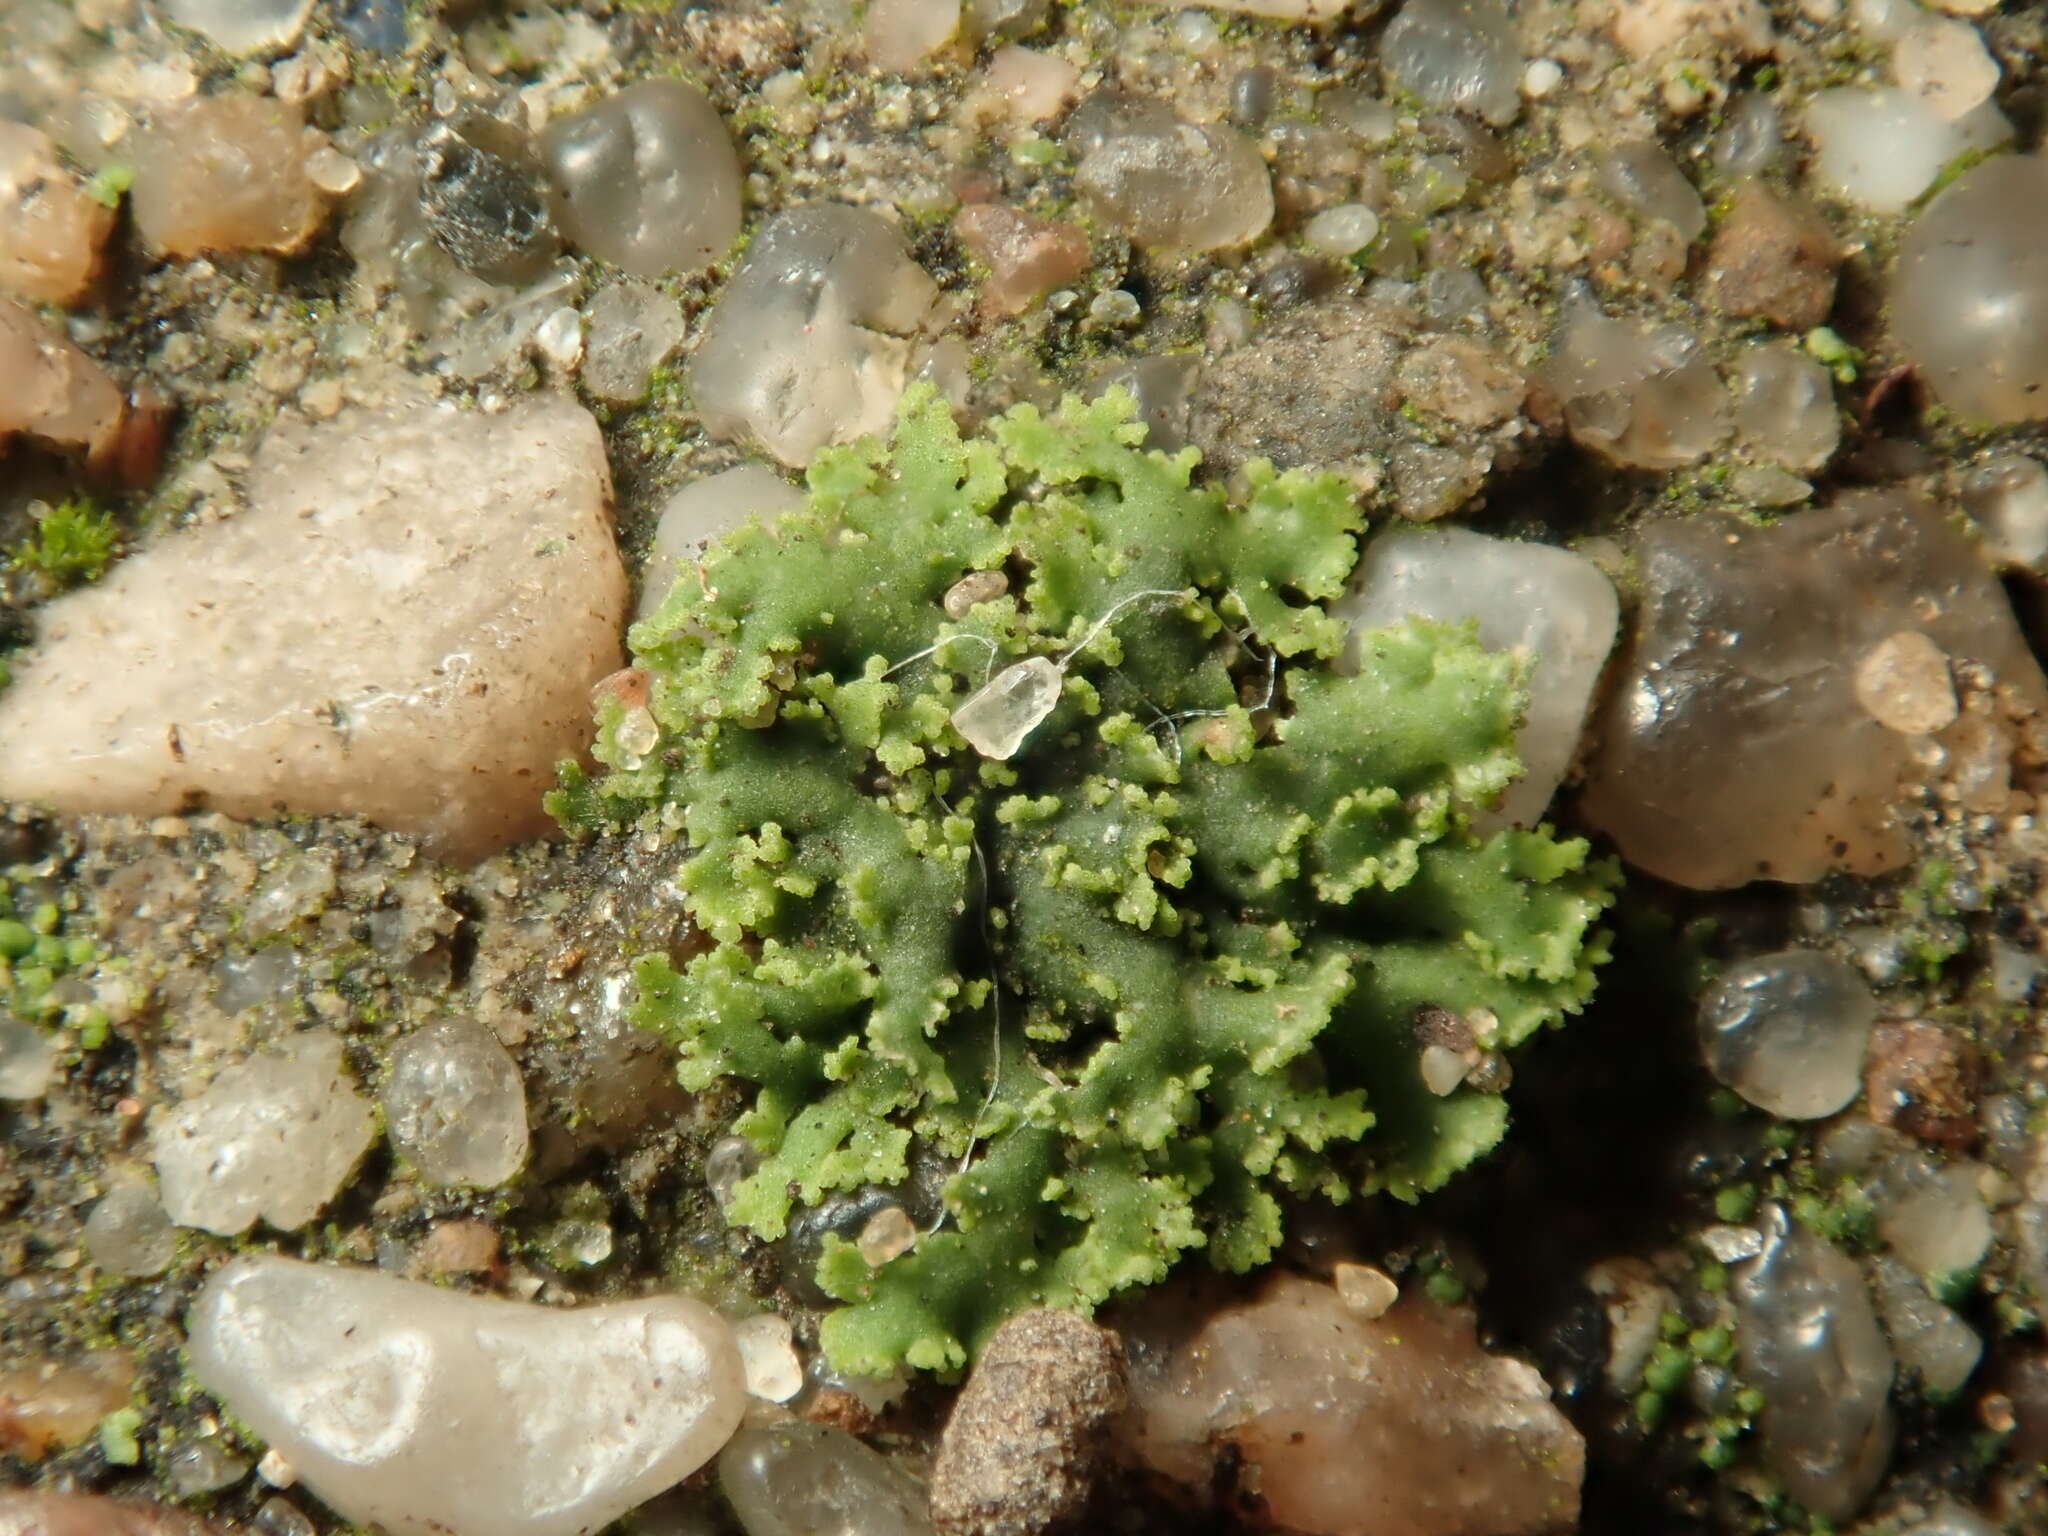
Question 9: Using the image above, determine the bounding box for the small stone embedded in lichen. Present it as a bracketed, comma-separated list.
[552, 388, 1617, 1376]
[1332, 1262, 1400, 1318]
[951, 656, 1063, 758]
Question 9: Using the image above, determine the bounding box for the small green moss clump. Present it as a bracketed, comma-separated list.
[553, 389, 1618, 1374]
[11, 498, 119, 588]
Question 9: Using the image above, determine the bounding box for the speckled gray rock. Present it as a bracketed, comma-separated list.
[929, 1309, 1128, 1536]
[1734, 1205, 1895, 1522]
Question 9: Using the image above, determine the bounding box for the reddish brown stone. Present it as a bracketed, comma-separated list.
[1865, 1019, 1978, 1147]
[954, 203, 1090, 317]
[1703, 181, 1841, 332]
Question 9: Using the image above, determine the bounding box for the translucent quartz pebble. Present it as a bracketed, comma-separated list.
[1332, 526, 1619, 829]
[1068, 92, 1273, 254]
[381, 1019, 528, 1188]
[1697, 950, 1876, 1119]
[150, 1030, 376, 1236]
[1963, 455, 2048, 570]
[1873, 1153, 1992, 1275]
[1803, 87, 2011, 213]
[1872, 1255, 1981, 1395]
[189, 1255, 746, 1536]
[1595, 139, 1705, 242]
[1729, 343, 1838, 470]
[540, 81, 741, 280]
[160, 0, 313, 53]
[582, 279, 688, 404]
[84, 1176, 178, 1277]
[1893, 156, 2048, 425]
[1578, 493, 2048, 887]
[0, 1014, 56, 1099]
[129, 97, 323, 258]
[1545, 305, 1728, 470]
[690, 204, 936, 467]
[1124, 1273, 1583, 1536]
[732, 1314, 803, 1403]
[1379, 0, 1521, 127]
[1734, 1205, 1895, 1522]
[0, 396, 625, 862]
[952, 657, 1062, 759]
[0, 122, 115, 306]
[718, 1422, 934, 1536]
[638, 466, 805, 620]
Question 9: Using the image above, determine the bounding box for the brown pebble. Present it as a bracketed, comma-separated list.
[955, 203, 1091, 318]
[800, 1385, 879, 1435]
[410, 1218, 503, 1278]
[0, 122, 117, 307]
[1702, 181, 1841, 332]
[930, 1309, 1127, 1536]
[1865, 1019, 1978, 1147]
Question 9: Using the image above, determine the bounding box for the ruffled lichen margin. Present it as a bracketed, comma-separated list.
[551, 387, 1618, 1376]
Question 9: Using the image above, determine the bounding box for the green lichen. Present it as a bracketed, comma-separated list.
[553, 388, 1618, 1374]
[10, 497, 119, 588]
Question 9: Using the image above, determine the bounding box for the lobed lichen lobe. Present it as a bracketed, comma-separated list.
[553, 387, 1617, 1374]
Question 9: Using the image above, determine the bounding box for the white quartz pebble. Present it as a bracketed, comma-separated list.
[161, 0, 313, 53]
[151, 1030, 376, 1236]
[1331, 527, 1619, 829]
[381, 1019, 528, 1188]
[188, 1256, 746, 1536]
[1803, 87, 2012, 212]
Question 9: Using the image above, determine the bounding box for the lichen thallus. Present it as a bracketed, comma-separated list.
[880, 585, 1281, 1234]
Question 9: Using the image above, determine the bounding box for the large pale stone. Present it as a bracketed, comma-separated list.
[0, 396, 626, 861]
[1332, 527, 1618, 829]
[189, 1255, 746, 1536]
